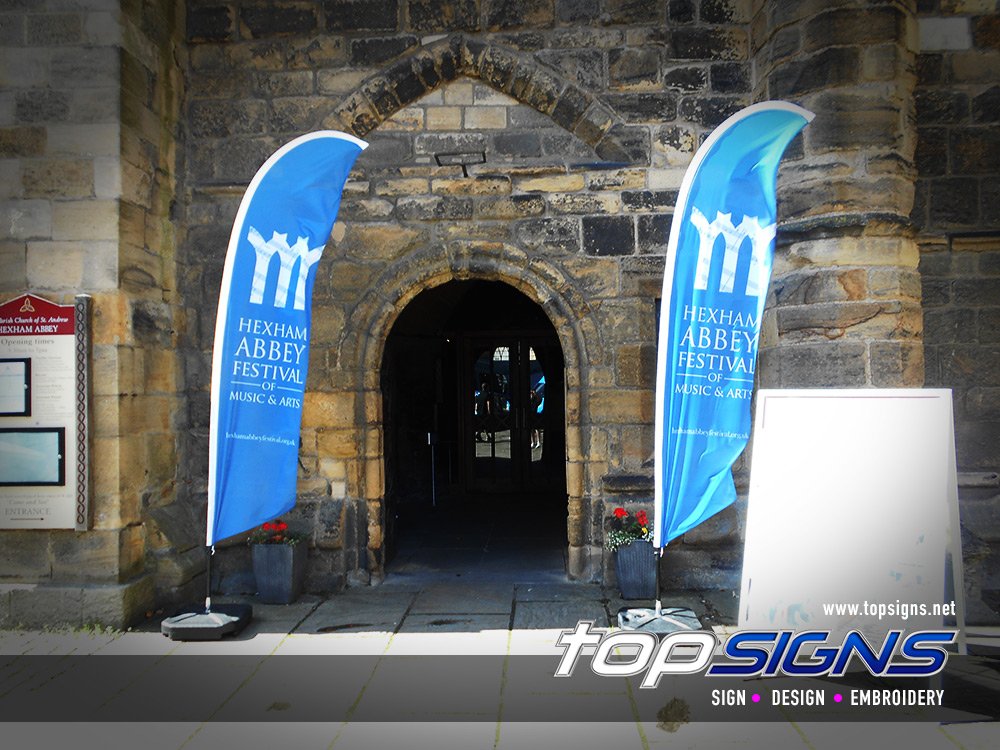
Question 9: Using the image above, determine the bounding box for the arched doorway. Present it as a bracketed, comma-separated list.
[381, 279, 567, 578]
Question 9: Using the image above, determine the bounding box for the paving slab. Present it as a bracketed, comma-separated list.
[513, 599, 606, 631]
[297, 590, 415, 634]
[385, 623, 510, 656]
[643, 721, 810, 749]
[328, 721, 498, 750]
[514, 581, 605, 602]
[273, 630, 393, 655]
[410, 582, 515, 614]
[496, 720, 645, 749]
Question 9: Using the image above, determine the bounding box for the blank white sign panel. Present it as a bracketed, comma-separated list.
[739, 389, 960, 643]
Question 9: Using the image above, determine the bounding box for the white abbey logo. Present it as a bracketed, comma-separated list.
[690, 207, 775, 297]
[247, 226, 324, 310]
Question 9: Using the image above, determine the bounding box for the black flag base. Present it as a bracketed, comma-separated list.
[161, 603, 252, 641]
[617, 605, 701, 633]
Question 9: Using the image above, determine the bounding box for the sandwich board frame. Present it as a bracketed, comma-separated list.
[738, 389, 965, 652]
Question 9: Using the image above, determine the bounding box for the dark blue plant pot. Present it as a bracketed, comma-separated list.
[614, 540, 656, 599]
[251, 543, 307, 604]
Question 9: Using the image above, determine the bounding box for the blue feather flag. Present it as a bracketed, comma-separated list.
[654, 102, 813, 547]
[208, 131, 366, 545]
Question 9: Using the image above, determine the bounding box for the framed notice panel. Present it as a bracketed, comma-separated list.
[739, 389, 965, 650]
[0, 294, 91, 529]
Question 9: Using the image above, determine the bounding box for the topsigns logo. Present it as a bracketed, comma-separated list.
[554, 622, 955, 689]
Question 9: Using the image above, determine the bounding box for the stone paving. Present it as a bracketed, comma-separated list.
[1, 575, 999, 750]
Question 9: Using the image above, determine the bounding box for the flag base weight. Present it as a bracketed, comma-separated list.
[161, 603, 252, 641]
[617, 606, 700, 633]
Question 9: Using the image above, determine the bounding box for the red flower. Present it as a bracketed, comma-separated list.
[613, 507, 628, 519]
[636, 510, 648, 527]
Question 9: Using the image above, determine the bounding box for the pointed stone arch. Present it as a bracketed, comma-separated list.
[321, 34, 647, 165]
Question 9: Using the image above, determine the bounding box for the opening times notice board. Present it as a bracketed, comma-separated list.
[0, 294, 91, 530]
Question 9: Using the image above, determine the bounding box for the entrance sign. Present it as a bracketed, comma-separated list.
[654, 102, 813, 547]
[208, 131, 366, 545]
[739, 389, 965, 648]
[0, 293, 91, 529]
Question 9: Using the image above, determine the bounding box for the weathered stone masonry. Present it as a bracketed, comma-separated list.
[1, 0, 998, 627]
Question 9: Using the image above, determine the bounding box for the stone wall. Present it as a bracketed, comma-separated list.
[0, 0, 185, 628]
[915, 6, 1000, 620]
[181, 0, 755, 589]
[4, 0, 999, 625]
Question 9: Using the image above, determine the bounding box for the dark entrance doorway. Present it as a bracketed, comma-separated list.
[381, 280, 567, 577]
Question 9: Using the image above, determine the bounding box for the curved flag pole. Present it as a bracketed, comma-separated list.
[622, 102, 813, 632]
[163, 131, 367, 640]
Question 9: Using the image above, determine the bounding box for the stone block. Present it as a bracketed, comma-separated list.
[485, 0, 554, 30]
[758, 342, 867, 388]
[396, 195, 473, 220]
[710, 62, 748, 94]
[153, 546, 205, 589]
[1, 199, 51, 240]
[50, 529, 124, 582]
[407, 0, 477, 32]
[514, 216, 580, 254]
[0, 125, 45, 156]
[972, 85, 1000, 124]
[589, 389, 653, 424]
[951, 127, 1000, 175]
[622, 189, 677, 212]
[918, 16, 971, 51]
[681, 500, 745, 546]
[916, 89, 969, 125]
[463, 105, 507, 129]
[474, 194, 545, 219]
[239, 4, 317, 38]
[0, 532, 51, 580]
[677, 95, 747, 128]
[870, 341, 925, 387]
[187, 5, 234, 42]
[659, 546, 742, 589]
[189, 99, 267, 138]
[349, 223, 430, 260]
[52, 47, 118, 89]
[350, 35, 418, 65]
[582, 215, 634, 256]
[586, 168, 645, 190]
[916, 126, 947, 176]
[955, 420, 1000, 471]
[426, 106, 462, 129]
[546, 192, 622, 214]
[46, 123, 119, 157]
[930, 177, 979, 227]
[492, 131, 542, 157]
[637, 214, 671, 255]
[15, 88, 70, 123]
[432, 176, 510, 195]
[609, 47, 660, 90]
[80, 575, 155, 629]
[0, 241, 26, 291]
[6, 586, 83, 629]
[949, 50, 1000, 84]
[607, 92, 677, 121]
[616, 344, 656, 388]
[327, 0, 400, 32]
[303, 392, 356, 430]
[670, 27, 748, 62]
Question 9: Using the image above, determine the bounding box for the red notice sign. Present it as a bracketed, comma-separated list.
[0, 294, 75, 337]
